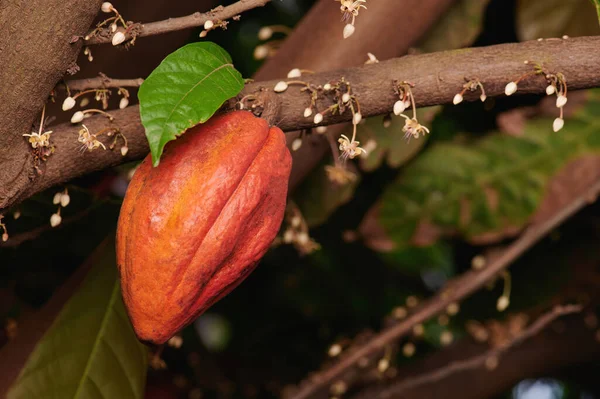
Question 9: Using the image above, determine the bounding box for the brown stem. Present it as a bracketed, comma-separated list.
[84, 0, 271, 45]
[3, 36, 600, 213]
[284, 177, 600, 399]
[63, 76, 144, 92]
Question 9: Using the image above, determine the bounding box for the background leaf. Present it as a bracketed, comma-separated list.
[7, 238, 148, 399]
[516, 0, 600, 41]
[138, 42, 245, 166]
[416, 0, 491, 52]
[379, 90, 600, 249]
[593, 0, 600, 25]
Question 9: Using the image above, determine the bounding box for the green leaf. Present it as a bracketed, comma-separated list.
[138, 42, 245, 166]
[416, 0, 491, 53]
[8, 239, 148, 399]
[379, 90, 600, 249]
[516, 0, 600, 41]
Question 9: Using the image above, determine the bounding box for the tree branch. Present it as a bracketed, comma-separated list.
[355, 305, 583, 399]
[84, 0, 271, 45]
[2, 36, 600, 213]
[63, 75, 144, 92]
[284, 176, 600, 399]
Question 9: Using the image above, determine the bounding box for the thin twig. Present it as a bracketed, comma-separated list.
[286, 179, 600, 399]
[85, 0, 271, 45]
[62, 76, 144, 92]
[358, 304, 582, 399]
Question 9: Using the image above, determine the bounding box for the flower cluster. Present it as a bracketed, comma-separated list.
[85, 2, 130, 46]
[277, 203, 320, 256]
[393, 80, 430, 142]
[253, 25, 291, 60]
[504, 61, 569, 132]
[452, 78, 487, 105]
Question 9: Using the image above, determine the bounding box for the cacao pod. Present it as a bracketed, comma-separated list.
[116, 111, 292, 344]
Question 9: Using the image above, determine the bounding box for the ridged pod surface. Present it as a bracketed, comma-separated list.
[116, 111, 292, 344]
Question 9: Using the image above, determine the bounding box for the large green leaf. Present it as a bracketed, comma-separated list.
[416, 0, 491, 53]
[138, 42, 245, 166]
[516, 0, 600, 41]
[379, 90, 600, 249]
[8, 239, 148, 399]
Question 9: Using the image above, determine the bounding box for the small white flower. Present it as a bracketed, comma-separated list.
[60, 193, 70, 207]
[353, 112, 362, 125]
[304, 107, 313, 118]
[273, 81, 288, 93]
[393, 100, 406, 115]
[62, 97, 76, 111]
[343, 23, 355, 39]
[53, 192, 62, 205]
[553, 117, 564, 132]
[71, 111, 84, 124]
[50, 213, 62, 228]
[314, 113, 323, 124]
[292, 138, 302, 151]
[323, 83, 332, 91]
[505, 82, 518, 96]
[480, 94, 487, 102]
[556, 95, 567, 108]
[112, 31, 126, 46]
[287, 68, 302, 78]
[204, 20, 214, 30]
[452, 93, 463, 105]
[119, 97, 129, 109]
[199, 30, 208, 38]
[121, 146, 129, 156]
[342, 92, 351, 103]
[110, 22, 117, 33]
[546, 85, 556, 95]
[101, 2, 113, 13]
[258, 26, 273, 40]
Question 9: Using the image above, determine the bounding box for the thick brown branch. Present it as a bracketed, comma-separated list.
[63, 76, 144, 92]
[85, 0, 271, 45]
[285, 177, 600, 399]
[3, 36, 600, 213]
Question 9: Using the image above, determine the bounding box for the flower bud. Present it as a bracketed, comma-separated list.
[556, 95, 567, 108]
[546, 85, 556, 95]
[119, 97, 129, 109]
[287, 68, 302, 78]
[313, 113, 323, 124]
[80, 97, 90, 107]
[2, 233, 8, 242]
[50, 213, 62, 228]
[101, 2, 113, 13]
[315, 126, 328, 134]
[553, 117, 564, 132]
[62, 96, 76, 111]
[53, 192, 62, 205]
[110, 22, 117, 33]
[496, 296, 509, 311]
[257, 26, 273, 40]
[452, 93, 463, 105]
[504, 82, 517, 96]
[112, 31, 126, 46]
[273, 81, 288, 93]
[480, 94, 487, 102]
[121, 146, 129, 156]
[393, 100, 406, 115]
[323, 83, 332, 91]
[71, 111, 84, 124]
[199, 30, 208, 38]
[253, 45, 269, 60]
[304, 107, 313, 118]
[343, 24, 355, 39]
[60, 193, 70, 207]
[204, 20, 214, 30]
[342, 92, 351, 103]
[291, 138, 302, 151]
[353, 112, 362, 125]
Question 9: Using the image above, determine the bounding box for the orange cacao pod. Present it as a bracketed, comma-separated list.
[116, 111, 292, 344]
